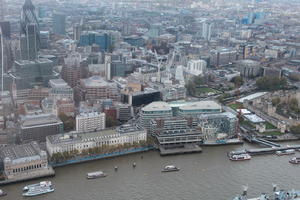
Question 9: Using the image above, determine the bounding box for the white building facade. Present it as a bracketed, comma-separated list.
[186, 60, 207, 76]
[76, 112, 106, 133]
[46, 126, 147, 156]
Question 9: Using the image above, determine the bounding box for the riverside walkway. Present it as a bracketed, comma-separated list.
[229, 145, 300, 156]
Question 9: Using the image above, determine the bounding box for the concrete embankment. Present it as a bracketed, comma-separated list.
[0, 167, 55, 186]
[51, 146, 155, 168]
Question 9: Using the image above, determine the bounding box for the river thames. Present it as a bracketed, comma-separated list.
[2, 142, 300, 200]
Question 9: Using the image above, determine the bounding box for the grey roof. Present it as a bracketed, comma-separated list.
[141, 101, 172, 112]
[179, 101, 221, 111]
[0, 142, 43, 163]
[82, 76, 117, 88]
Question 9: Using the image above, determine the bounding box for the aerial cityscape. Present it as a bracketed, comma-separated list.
[0, 0, 300, 199]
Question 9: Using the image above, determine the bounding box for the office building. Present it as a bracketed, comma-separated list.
[197, 112, 238, 138]
[150, 117, 202, 146]
[140, 101, 173, 131]
[122, 89, 161, 107]
[178, 101, 222, 118]
[210, 48, 238, 67]
[237, 59, 261, 78]
[12, 59, 54, 90]
[53, 13, 66, 35]
[46, 124, 147, 156]
[0, 24, 13, 91]
[186, 59, 207, 76]
[20, 24, 38, 61]
[76, 112, 106, 133]
[262, 67, 282, 78]
[74, 76, 120, 103]
[61, 53, 88, 88]
[20, 0, 40, 59]
[116, 104, 133, 122]
[79, 31, 112, 52]
[73, 25, 82, 41]
[49, 79, 73, 101]
[19, 114, 63, 142]
[202, 22, 213, 41]
[0, 141, 53, 180]
[123, 35, 145, 47]
[0, 21, 11, 39]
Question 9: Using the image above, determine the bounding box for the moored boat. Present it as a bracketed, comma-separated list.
[86, 171, 107, 179]
[22, 186, 54, 197]
[161, 165, 180, 172]
[275, 149, 295, 156]
[232, 184, 300, 200]
[23, 181, 52, 192]
[289, 157, 300, 164]
[229, 153, 251, 161]
[0, 189, 7, 197]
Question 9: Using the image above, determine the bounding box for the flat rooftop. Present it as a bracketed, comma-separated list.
[0, 142, 41, 161]
[237, 92, 268, 103]
[82, 76, 117, 88]
[142, 101, 172, 112]
[47, 126, 144, 145]
[49, 79, 70, 88]
[179, 101, 221, 111]
[21, 114, 62, 127]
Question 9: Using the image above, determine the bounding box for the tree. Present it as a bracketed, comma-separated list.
[272, 97, 281, 106]
[185, 75, 204, 96]
[231, 76, 244, 88]
[106, 116, 118, 128]
[289, 73, 300, 82]
[290, 124, 300, 135]
[256, 76, 287, 91]
[59, 113, 75, 132]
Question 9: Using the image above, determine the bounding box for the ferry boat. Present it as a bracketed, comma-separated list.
[289, 157, 300, 164]
[23, 181, 52, 191]
[161, 165, 180, 172]
[86, 171, 107, 179]
[229, 153, 251, 161]
[0, 189, 7, 197]
[232, 185, 300, 200]
[22, 186, 54, 197]
[275, 149, 295, 156]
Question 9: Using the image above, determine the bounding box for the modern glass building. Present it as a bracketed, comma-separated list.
[12, 59, 54, 89]
[53, 13, 66, 35]
[178, 101, 222, 117]
[140, 101, 172, 131]
[79, 31, 112, 51]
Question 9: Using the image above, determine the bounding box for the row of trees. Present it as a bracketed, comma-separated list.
[59, 113, 75, 132]
[186, 75, 204, 96]
[230, 76, 244, 88]
[290, 124, 300, 135]
[272, 97, 300, 114]
[50, 140, 151, 163]
[256, 76, 287, 91]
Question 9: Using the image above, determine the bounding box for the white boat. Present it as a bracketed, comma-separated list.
[86, 171, 107, 179]
[276, 149, 295, 156]
[229, 153, 251, 161]
[23, 181, 52, 191]
[22, 186, 54, 197]
[289, 157, 300, 164]
[0, 189, 7, 197]
[161, 165, 180, 172]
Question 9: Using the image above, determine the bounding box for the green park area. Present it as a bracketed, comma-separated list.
[228, 102, 244, 110]
[195, 87, 219, 95]
[259, 131, 285, 136]
[264, 122, 276, 130]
